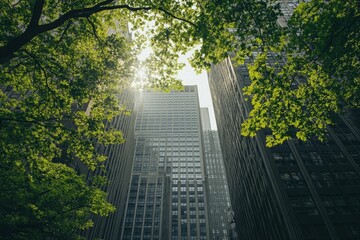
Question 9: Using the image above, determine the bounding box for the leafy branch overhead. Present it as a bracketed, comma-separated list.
[0, 0, 196, 64]
[240, 0, 359, 146]
[0, 0, 359, 238]
[1, 0, 139, 238]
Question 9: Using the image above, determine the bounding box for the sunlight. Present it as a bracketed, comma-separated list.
[137, 67, 147, 80]
[131, 66, 148, 90]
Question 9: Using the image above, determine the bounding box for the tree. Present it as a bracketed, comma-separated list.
[240, 0, 360, 146]
[2, 0, 358, 147]
[0, 0, 195, 237]
[0, 1, 137, 238]
[1, 0, 359, 236]
[0, 158, 114, 240]
[135, 0, 359, 146]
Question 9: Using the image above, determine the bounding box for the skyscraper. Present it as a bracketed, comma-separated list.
[121, 86, 210, 239]
[207, 0, 360, 238]
[201, 108, 238, 240]
[208, 43, 360, 240]
[77, 90, 137, 240]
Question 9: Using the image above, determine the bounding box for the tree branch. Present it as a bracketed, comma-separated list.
[157, 7, 196, 27]
[22, 49, 57, 100]
[57, 20, 73, 44]
[0, 2, 196, 64]
[240, 2, 266, 50]
[11, 0, 22, 7]
[86, 17, 102, 45]
[311, 19, 359, 64]
[60, 204, 89, 215]
[37, 5, 152, 34]
[29, 0, 45, 28]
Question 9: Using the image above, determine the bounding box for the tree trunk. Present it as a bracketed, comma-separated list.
[0, 28, 39, 64]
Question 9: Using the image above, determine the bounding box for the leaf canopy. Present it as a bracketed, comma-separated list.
[1, 0, 359, 237]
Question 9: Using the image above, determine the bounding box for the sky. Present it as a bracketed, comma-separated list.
[137, 47, 217, 130]
[130, 22, 217, 129]
[177, 52, 218, 130]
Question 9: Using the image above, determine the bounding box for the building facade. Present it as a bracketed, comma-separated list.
[208, 1, 360, 239]
[208, 51, 360, 240]
[201, 108, 238, 240]
[120, 86, 210, 239]
[75, 90, 136, 240]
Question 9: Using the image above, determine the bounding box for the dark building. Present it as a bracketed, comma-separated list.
[208, 0, 360, 239]
[78, 90, 137, 240]
[201, 108, 238, 240]
[208, 53, 360, 240]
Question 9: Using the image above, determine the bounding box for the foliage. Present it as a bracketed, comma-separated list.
[130, 0, 359, 146]
[0, 0, 359, 237]
[242, 52, 339, 146]
[126, 0, 358, 146]
[0, 1, 134, 238]
[241, 0, 360, 146]
[0, 158, 114, 240]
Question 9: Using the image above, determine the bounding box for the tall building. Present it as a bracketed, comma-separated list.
[120, 86, 210, 239]
[201, 108, 238, 240]
[77, 90, 136, 240]
[208, 0, 360, 239]
[208, 44, 360, 240]
[200, 108, 211, 131]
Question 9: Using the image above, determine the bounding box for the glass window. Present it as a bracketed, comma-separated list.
[334, 152, 347, 164]
[309, 152, 323, 165]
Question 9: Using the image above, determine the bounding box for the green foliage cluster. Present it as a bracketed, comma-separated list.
[0, 0, 359, 238]
[1, 1, 134, 238]
[0, 158, 114, 239]
[240, 0, 360, 146]
[127, 0, 359, 146]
